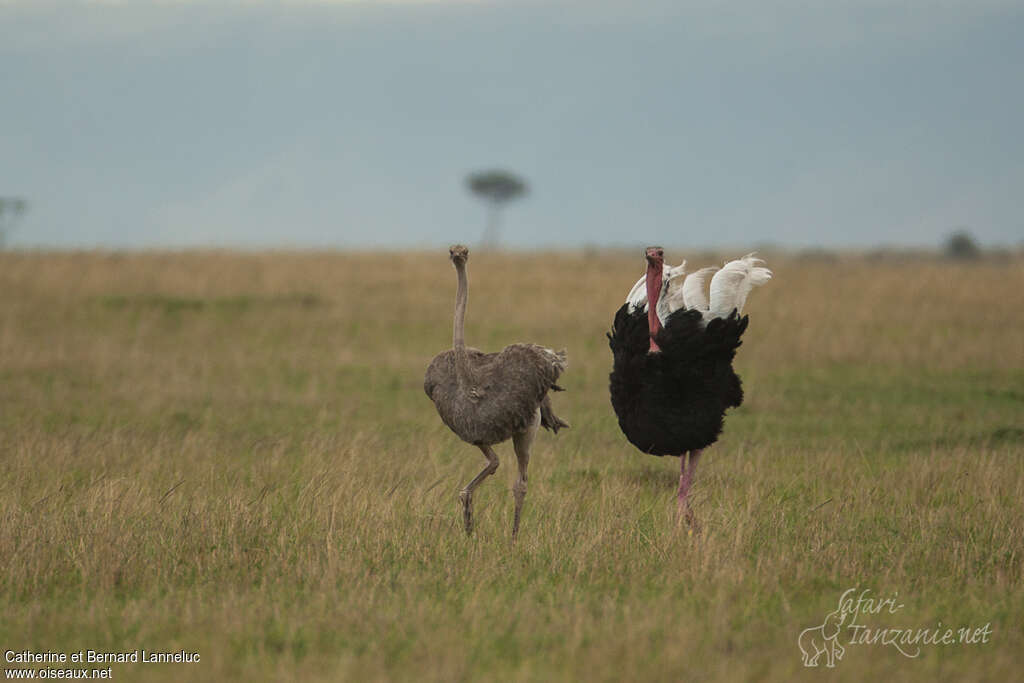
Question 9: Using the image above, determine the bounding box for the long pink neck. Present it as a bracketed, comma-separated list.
[646, 262, 663, 353]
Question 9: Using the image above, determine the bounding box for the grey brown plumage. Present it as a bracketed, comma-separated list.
[424, 244, 569, 538]
[424, 343, 568, 445]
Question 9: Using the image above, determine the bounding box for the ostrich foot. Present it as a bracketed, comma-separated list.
[677, 501, 702, 535]
[511, 480, 527, 541]
[458, 445, 498, 537]
[459, 490, 473, 535]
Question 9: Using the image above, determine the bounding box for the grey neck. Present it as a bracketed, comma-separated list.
[452, 261, 474, 384]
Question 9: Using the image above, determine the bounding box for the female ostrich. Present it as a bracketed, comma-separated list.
[608, 247, 771, 525]
[425, 245, 569, 538]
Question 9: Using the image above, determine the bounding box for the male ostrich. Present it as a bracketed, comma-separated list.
[608, 247, 771, 525]
[424, 245, 569, 538]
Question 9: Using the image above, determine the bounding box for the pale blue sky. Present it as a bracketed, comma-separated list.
[2, 1, 1022, 249]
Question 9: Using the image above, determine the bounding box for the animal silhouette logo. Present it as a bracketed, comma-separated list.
[799, 609, 847, 667]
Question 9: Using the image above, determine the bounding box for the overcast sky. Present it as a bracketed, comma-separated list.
[2, 0, 1022, 249]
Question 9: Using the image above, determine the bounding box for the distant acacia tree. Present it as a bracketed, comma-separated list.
[0, 197, 28, 249]
[944, 229, 981, 260]
[465, 170, 528, 247]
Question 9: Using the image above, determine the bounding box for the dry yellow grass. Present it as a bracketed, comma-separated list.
[0, 249, 1022, 681]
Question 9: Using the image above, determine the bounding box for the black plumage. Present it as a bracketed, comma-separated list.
[607, 303, 748, 456]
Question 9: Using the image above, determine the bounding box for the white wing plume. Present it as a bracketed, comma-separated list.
[707, 253, 772, 320]
[681, 266, 718, 312]
[657, 261, 687, 321]
[623, 252, 772, 326]
[626, 261, 685, 314]
[625, 272, 652, 313]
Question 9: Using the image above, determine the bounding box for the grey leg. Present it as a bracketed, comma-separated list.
[459, 445, 499, 535]
[511, 409, 541, 540]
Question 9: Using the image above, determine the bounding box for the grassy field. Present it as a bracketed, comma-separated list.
[1, 248, 1022, 681]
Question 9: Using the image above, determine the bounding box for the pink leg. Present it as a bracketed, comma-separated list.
[677, 449, 702, 529]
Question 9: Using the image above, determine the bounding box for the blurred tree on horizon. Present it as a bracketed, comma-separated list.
[465, 170, 528, 247]
[944, 229, 981, 260]
[0, 197, 28, 249]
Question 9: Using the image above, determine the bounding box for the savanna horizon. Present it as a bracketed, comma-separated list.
[1, 248, 1021, 681]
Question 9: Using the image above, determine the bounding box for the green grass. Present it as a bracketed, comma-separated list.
[0, 249, 1021, 681]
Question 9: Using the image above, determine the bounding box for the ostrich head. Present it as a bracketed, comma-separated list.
[449, 244, 469, 266]
[645, 246, 665, 352]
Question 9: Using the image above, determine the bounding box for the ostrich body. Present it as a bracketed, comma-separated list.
[424, 245, 569, 537]
[608, 247, 771, 525]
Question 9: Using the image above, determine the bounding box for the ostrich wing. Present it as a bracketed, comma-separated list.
[468, 344, 567, 442]
[681, 267, 718, 312]
[707, 253, 772, 320]
[624, 262, 685, 319]
[425, 344, 567, 446]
